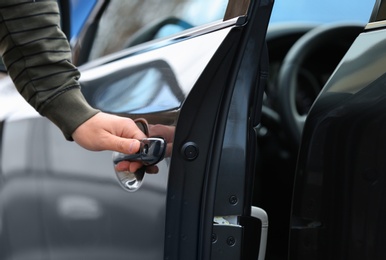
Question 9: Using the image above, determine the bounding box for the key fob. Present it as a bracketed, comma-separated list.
[113, 137, 166, 166]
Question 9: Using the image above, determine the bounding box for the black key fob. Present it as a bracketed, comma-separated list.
[113, 137, 166, 166]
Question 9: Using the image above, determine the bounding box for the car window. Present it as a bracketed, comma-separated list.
[270, 0, 374, 24]
[69, 0, 97, 40]
[89, 60, 184, 114]
[88, 0, 229, 60]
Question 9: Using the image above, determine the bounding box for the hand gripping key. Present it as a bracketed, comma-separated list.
[112, 138, 166, 192]
[113, 137, 166, 166]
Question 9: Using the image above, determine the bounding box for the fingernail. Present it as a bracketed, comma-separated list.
[128, 140, 139, 153]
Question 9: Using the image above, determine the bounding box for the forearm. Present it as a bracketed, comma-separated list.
[0, 0, 99, 140]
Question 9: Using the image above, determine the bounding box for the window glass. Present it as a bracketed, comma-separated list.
[371, 0, 386, 22]
[89, 0, 228, 59]
[69, 0, 97, 40]
[270, 0, 374, 25]
[93, 64, 183, 113]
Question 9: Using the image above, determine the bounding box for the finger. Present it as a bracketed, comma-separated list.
[165, 143, 173, 158]
[129, 161, 143, 173]
[120, 119, 148, 140]
[145, 165, 159, 174]
[115, 161, 143, 173]
[148, 124, 175, 143]
[115, 161, 130, 172]
[103, 135, 142, 155]
[115, 160, 160, 174]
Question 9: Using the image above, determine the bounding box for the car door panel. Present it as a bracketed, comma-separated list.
[164, 0, 273, 259]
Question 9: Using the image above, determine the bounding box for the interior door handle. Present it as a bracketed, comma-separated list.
[112, 137, 166, 191]
[251, 206, 268, 260]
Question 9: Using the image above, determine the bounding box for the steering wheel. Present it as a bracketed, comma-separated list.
[277, 23, 364, 147]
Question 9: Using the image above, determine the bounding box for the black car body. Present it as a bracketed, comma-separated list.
[0, 0, 385, 259]
[290, 3, 386, 259]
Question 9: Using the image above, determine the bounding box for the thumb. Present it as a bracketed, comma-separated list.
[106, 135, 142, 154]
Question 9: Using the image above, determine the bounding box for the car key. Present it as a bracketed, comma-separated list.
[113, 137, 166, 166]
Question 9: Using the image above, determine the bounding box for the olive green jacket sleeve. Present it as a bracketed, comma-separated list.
[0, 0, 99, 140]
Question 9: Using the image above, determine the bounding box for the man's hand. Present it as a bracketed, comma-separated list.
[72, 112, 147, 172]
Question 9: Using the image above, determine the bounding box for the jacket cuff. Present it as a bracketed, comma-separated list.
[40, 88, 100, 140]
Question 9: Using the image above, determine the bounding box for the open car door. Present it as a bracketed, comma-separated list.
[160, 0, 273, 259]
[0, 0, 273, 259]
[80, 0, 274, 258]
